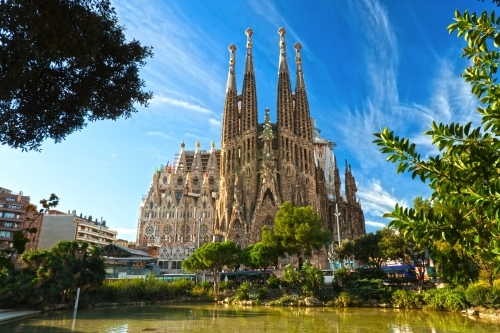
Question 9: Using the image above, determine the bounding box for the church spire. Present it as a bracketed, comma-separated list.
[241, 28, 258, 134]
[244, 28, 254, 74]
[222, 44, 239, 145]
[294, 42, 306, 89]
[277, 27, 293, 130]
[278, 27, 289, 73]
[226, 44, 237, 93]
[293, 42, 312, 141]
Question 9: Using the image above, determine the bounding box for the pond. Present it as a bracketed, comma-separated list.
[2, 304, 498, 333]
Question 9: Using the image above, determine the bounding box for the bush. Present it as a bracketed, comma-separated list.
[465, 283, 490, 306]
[347, 279, 392, 303]
[266, 274, 280, 289]
[256, 287, 269, 300]
[356, 266, 385, 280]
[219, 280, 235, 292]
[423, 287, 467, 312]
[235, 282, 251, 301]
[282, 263, 324, 297]
[391, 290, 423, 309]
[328, 291, 357, 307]
[269, 295, 298, 306]
[465, 282, 500, 308]
[335, 268, 360, 286]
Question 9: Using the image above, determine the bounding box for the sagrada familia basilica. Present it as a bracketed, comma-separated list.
[136, 28, 365, 270]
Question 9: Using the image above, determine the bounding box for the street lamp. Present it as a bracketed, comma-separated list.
[97, 217, 106, 246]
[333, 204, 341, 247]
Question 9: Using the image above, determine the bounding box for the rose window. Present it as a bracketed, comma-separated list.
[163, 225, 173, 235]
[145, 225, 154, 236]
[200, 224, 209, 235]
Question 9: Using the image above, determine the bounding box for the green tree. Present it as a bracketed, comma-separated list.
[182, 240, 240, 297]
[281, 262, 324, 297]
[262, 201, 332, 259]
[373, 9, 500, 284]
[336, 239, 354, 265]
[239, 242, 279, 285]
[352, 232, 386, 268]
[0, 0, 153, 151]
[0, 193, 59, 269]
[413, 196, 479, 284]
[0, 241, 105, 307]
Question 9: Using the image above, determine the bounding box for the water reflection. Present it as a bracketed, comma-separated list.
[1, 304, 498, 333]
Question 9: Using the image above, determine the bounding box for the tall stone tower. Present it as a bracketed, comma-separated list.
[215, 28, 324, 247]
[136, 28, 366, 271]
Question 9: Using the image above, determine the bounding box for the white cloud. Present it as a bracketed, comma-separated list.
[365, 221, 387, 229]
[146, 131, 174, 140]
[152, 96, 211, 114]
[209, 118, 221, 126]
[357, 179, 408, 217]
[115, 228, 136, 235]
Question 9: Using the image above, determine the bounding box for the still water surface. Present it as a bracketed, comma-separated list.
[2, 304, 498, 333]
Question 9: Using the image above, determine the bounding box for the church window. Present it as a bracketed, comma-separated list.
[203, 202, 207, 209]
[193, 177, 199, 185]
[167, 202, 171, 209]
[209, 176, 215, 185]
[149, 202, 153, 209]
[177, 177, 183, 185]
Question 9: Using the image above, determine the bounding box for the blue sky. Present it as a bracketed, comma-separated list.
[0, 0, 495, 241]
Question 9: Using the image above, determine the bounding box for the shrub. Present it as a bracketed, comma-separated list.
[219, 280, 235, 292]
[256, 287, 269, 300]
[391, 290, 423, 309]
[267, 274, 280, 289]
[465, 283, 490, 306]
[423, 287, 467, 312]
[235, 282, 251, 301]
[171, 278, 195, 295]
[487, 284, 500, 308]
[328, 291, 356, 307]
[346, 279, 392, 303]
[356, 266, 385, 280]
[190, 284, 209, 297]
[269, 295, 298, 306]
[335, 267, 360, 286]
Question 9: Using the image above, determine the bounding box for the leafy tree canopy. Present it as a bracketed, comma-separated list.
[373, 9, 500, 263]
[240, 242, 279, 282]
[182, 240, 240, 295]
[0, 0, 153, 151]
[352, 232, 386, 268]
[262, 201, 332, 258]
[0, 241, 105, 307]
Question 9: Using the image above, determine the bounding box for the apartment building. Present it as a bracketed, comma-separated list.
[38, 210, 117, 249]
[0, 187, 42, 264]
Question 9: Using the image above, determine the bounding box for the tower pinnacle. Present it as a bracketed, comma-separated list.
[294, 42, 306, 89]
[226, 44, 237, 93]
[278, 27, 289, 73]
[245, 28, 254, 74]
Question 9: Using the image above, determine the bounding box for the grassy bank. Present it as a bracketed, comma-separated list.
[82, 276, 500, 313]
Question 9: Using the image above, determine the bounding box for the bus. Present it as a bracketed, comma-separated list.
[380, 265, 418, 282]
[219, 270, 273, 284]
[156, 274, 196, 282]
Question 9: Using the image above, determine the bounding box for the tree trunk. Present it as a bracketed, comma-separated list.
[213, 267, 219, 298]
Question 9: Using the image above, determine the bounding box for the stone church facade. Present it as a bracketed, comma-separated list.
[136, 28, 365, 271]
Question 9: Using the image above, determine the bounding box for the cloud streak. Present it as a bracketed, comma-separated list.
[365, 221, 387, 229]
[357, 179, 408, 217]
[152, 96, 211, 114]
